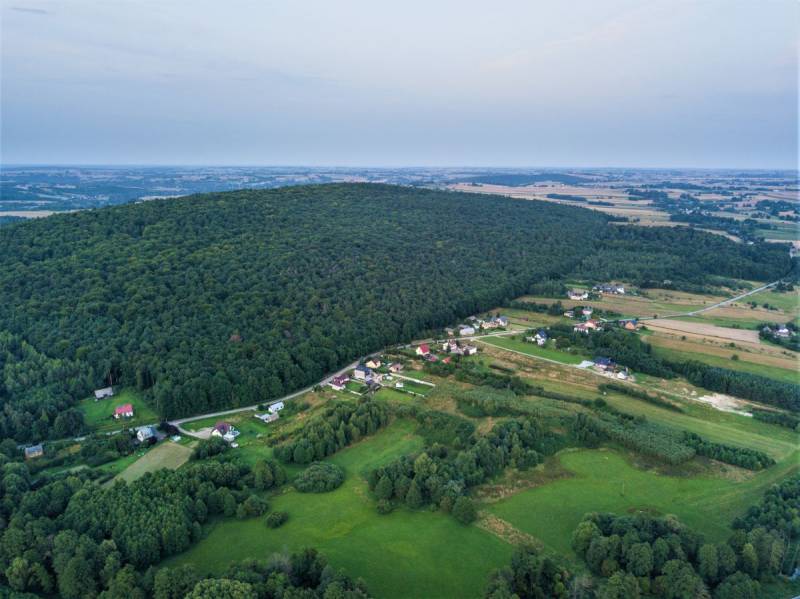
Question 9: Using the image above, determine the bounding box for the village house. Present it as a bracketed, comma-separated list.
[424, 353, 439, 362]
[24, 444, 43, 460]
[212, 421, 240, 443]
[616, 369, 631, 381]
[136, 426, 156, 443]
[593, 357, 616, 371]
[329, 374, 350, 391]
[623, 319, 640, 331]
[354, 364, 372, 380]
[459, 326, 475, 336]
[388, 362, 403, 373]
[365, 358, 381, 369]
[462, 345, 478, 355]
[594, 284, 626, 295]
[255, 412, 279, 423]
[395, 380, 404, 389]
[94, 386, 114, 400]
[416, 343, 431, 356]
[568, 289, 589, 300]
[268, 401, 284, 414]
[776, 325, 791, 338]
[533, 330, 548, 346]
[574, 320, 601, 334]
[581, 307, 594, 317]
[114, 403, 134, 419]
[564, 310, 575, 318]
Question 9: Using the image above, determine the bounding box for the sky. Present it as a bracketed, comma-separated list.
[1, 0, 798, 168]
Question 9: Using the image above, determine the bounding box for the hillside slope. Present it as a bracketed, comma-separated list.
[0, 184, 790, 438]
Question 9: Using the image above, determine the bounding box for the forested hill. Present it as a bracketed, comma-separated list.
[0, 184, 791, 440]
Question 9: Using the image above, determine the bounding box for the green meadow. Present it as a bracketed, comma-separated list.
[478, 335, 584, 364]
[79, 388, 159, 432]
[488, 447, 799, 557]
[168, 420, 513, 599]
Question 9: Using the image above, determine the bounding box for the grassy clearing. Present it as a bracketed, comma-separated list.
[742, 289, 800, 315]
[397, 379, 434, 396]
[167, 420, 512, 599]
[478, 336, 584, 365]
[649, 343, 799, 384]
[488, 448, 799, 557]
[115, 441, 193, 483]
[79, 389, 159, 432]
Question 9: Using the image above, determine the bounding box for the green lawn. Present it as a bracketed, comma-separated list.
[79, 389, 159, 432]
[649, 344, 799, 384]
[397, 379, 434, 396]
[672, 315, 762, 329]
[115, 441, 194, 483]
[742, 289, 800, 315]
[374, 387, 417, 402]
[478, 336, 584, 365]
[489, 448, 799, 557]
[167, 420, 513, 599]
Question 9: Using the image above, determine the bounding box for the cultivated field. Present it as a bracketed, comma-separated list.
[644, 318, 761, 343]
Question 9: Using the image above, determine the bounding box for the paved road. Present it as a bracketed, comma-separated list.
[603, 279, 782, 324]
[170, 277, 783, 437]
[171, 329, 520, 437]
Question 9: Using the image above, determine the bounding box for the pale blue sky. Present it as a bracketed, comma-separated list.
[1, 0, 797, 168]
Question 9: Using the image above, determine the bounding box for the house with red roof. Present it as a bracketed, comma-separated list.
[416, 343, 431, 356]
[114, 403, 134, 419]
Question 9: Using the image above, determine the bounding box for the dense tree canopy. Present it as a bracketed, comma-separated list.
[0, 183, 791, 440]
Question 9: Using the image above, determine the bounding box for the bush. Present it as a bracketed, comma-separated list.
[294, 462, 346, 493]
[191, 436, 229, 460]
[376, 499, 393, 515]
[265, 511, 289, 528]
[452, 496, 477, 524]
[236, 494, 269, 519]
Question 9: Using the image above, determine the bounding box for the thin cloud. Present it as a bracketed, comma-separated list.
[10, 6, 50, 15]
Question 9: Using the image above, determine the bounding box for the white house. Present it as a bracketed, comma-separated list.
[255, 412, 279, 423]
[462, 345, 478, 355]
[534, 330, 548, 346]
[459, 326, 475, 336]
[354, 365, 372, 380]
[268, 402, 284, 414]
[136, 426, 156, 443]
[365, 358, 381, 369]
[568, 290, 589, 300]
[94, 387, 114, 400]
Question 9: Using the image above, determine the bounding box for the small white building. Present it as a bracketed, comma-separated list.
[255, 412, 279, 423]
[459, 326, 475, 336]
[462, 345, 478, 356]
[268, 402, 284, 414]
[395, 381, 404, 389]
[94, 387, 114, 400]
[568, 290, 589, 300]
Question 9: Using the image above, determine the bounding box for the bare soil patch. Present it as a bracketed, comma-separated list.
[645, 319, 760, 343]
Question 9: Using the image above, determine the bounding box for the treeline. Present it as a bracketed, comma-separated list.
[551, 326, 675, 379]
[484, 545, 570, 599]
[547, 193, 588, 202]
[751, 408, 800, 431]
[0, 454, 287, 597]
[671, 360, 800, 412]
[368, 418, 559, 521]
[572, 413, 695, 465]
[571, 412, 774, 470]
[151, 548, 371, 599]
[546, 325, 800, 412]
[273, 398, 389, 464]
[681, 432, 775, 470]
[572, 501, 796, 598]
[0, 182, 792, 441]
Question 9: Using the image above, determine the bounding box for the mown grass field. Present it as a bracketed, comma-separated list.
[168, 420, 513, 599]
[478, 336, 584, 364]
[488, 447, 799, 557]
[649, 342, 799, 384]
[79, 388, 159, 432]
[115, 441, 194, 483]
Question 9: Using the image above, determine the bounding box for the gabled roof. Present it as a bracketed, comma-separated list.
[114, 403, 133, 415]
[214, 421, 231, 434]
[418, 343, 430, 354]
